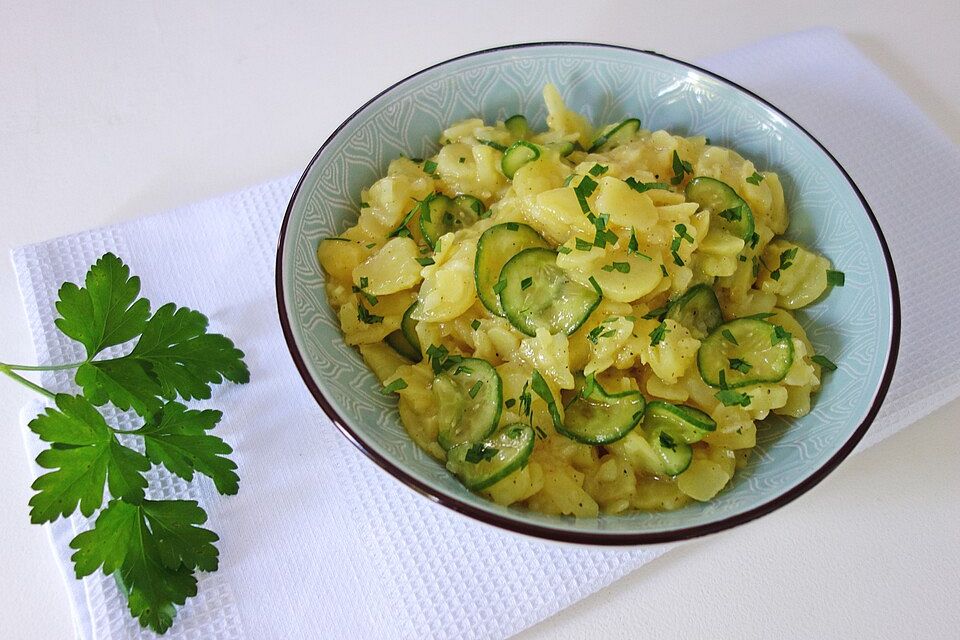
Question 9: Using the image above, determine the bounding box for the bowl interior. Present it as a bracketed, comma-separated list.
[278, 43, 896, 541]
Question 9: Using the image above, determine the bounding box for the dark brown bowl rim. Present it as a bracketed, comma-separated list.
[275, 41, 901, 546]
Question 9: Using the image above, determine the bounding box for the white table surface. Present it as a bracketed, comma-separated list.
[1, 2, 958, 638]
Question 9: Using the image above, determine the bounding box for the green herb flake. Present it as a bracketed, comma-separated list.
[746, 171, 764, 185]
[558, 246, 573, 254]
[359, 202, 370, 209]
[827, 270, 845, 287]
[658, 431, 677, 451]
[506, 222, 519, 231]
[669, 150, 693, 185]
[671, 251, 684, 267]
[729, 358, 752, 374]
[749, 232, 760, 249]
[416, 257, 435, 267]
[380, 378, 408, 394]
[674, 224, 694, 243]
[423, 160, 438, 176]
[464, 442, 498, 464]
[588, 164, 608, 176]
[649, 321, 670, 347]
[324, 236, 351, 242]
[365, 242, 377, 249]
[505, 398, 517, 409]
[812, 354, 838, 371]
[715, 389, 752, 407]
[718, 205, 742, 222]
[357, 302, 383, 325]
[721, 329, 739, 345]
[624, 177, 670, 193]
[601, 261, 631, 274]
[772, 325, 792, 345]
[468, 380, 484, 399]
[661, 264, 669, 277]
[520, 277, 533, 290]
[458, 157, 466, 164]
[581, 373, 597, 399]
[470, 319, 481, 331]
[643, 306, 667, 320]
[575, 237, 593, 251]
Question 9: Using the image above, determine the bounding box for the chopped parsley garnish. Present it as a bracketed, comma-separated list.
[380, 378, 408, 394]
[718, 205, 743, 222]
[590, 213, 619, 248]
[518, 381, 532, 418]
[826, 270, 845, 287]
[773, 325, 792, 345]
[530, 370, 563, 432]
[558, 246, 572, 254]
[812, 355, 838, 371]
[506, 222, 519, 231]
[672, 251, 684, 267]
[492, 279, 507, 294]
[669, 150, 693, 185]
[729, 358, 752, 374]
[752, 257, 760, 278]
[643, 306, 667, 320]
[458, 157, 466, 164]
[581, 373, 597, 399]
[770, 246, 799, 281]
[470, 319, 481, 330]
[520, 277, 533, 290]
[660, 264, 669, 277]
[416, 256, 435, 266]
[352, 276, 378, 305]
[426, 344, 463, 375]
[575, 237, 594, 251]
[721, 329, 739, 345]
[359, 202, 370, 209]
[388, 199, 425, 238]
[423, 160, 438, 175]
[738, 255, 747, 262]
[468, 381, 484, 399]
[675, 223, 693, 242]
[464, 442, 498, 464]
[741, 312, 776, 320]
[745, 171, 764, 185]
[658, 431, 678, 451]
[588, 164, 608, 176]
[601, 261, 631, 274]
[649, 321, 670, 346]
[356, 301, 383, 325]
[587, 325, 618, 344]
[626, 227, 652, 260]
[588, 276, 602, 295]
[574, 174, 598, 213]
[624, 177, 670, 193]
[365, 242, 377, 249]
[505, 398, 516, 409]
[749, 232, 760, 249]
[477, 138, 507, 152]
[715, 389, 752, 407]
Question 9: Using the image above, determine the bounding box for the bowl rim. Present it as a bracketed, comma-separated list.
[275, 41, 901, 545]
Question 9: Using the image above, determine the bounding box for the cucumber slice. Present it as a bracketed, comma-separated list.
[665, 284, 724, 340]
[560, 377, 645, 445]
[419, 193, 482, 249]
[498, 247, 601, 336]
[446, 423, 535, 491]
[385, 330, 420, 362]
[504, 114, 528, 139]
[647, 427, 692, 476]
[644, 400, 716, 444]
[400, 301, 421, 359]
[474, 222, 550, 316]
[588, 118, 641, 153]
[501, 141, 540, 179]
[697, 318, 794, 388]
[435, 357, 503, 450]
[452, 194, 488, 220]
[685, 177, 755, 241]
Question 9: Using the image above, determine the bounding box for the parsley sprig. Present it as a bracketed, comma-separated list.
[0, 253, 248, 634]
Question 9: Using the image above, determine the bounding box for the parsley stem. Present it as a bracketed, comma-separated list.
[0, 360, 85, 372]
[0, 364, 56, 400]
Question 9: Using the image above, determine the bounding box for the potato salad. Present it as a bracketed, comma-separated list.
[316, 85, 843, 517]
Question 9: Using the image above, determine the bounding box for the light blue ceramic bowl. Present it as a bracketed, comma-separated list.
[276, 43, 899, 544]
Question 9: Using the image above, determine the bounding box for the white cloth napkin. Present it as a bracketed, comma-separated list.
[11, 28, 960, 640]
